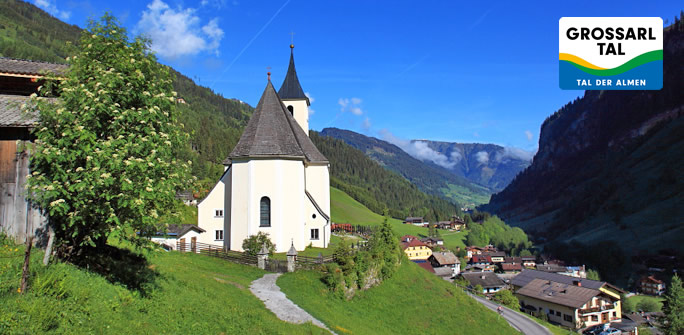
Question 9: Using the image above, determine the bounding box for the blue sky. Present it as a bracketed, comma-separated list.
[34, 0, 681, 161]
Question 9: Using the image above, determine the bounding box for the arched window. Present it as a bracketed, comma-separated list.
[260, 197, 271, 227]
[287, 105, 294, 115]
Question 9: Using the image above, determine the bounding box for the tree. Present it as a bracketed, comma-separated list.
[661, 274, 684, 335]
[494, 289, 520, 310]
[26, 14, 190, 254]
[242, 232, 275, 256]
[586, 269, 601, 281]
[622, 294, 636, 313]
[637, 299, 660, 313]
[473, 284, 484, 295]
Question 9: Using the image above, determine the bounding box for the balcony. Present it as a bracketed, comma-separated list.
[580, 304, 615, 314]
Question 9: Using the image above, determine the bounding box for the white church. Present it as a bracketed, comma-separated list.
[196, 45, 331, 253]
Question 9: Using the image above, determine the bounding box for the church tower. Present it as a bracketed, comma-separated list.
[278, 44, 310, 134]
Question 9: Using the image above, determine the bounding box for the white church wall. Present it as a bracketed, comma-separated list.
[305, 164, 331, 217]
[197, 170, 229, 246]
[282, 99, 309, 134]
[303, 197, 330, 248]
[228, 159, 307, 253]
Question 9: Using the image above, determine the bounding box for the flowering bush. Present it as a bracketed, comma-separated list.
[26, 14, 191, 253]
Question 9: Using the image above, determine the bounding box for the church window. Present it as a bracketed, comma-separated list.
[312, 214, 316, 219]
[310, 229, 319, 240]
[260, 197, 271, 227]
[287, 105, 294, 115]
[215, 230, 224, 241]
[215, 209, 224, 218]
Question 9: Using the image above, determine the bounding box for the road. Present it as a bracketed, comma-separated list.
[469, 293, 552, 335]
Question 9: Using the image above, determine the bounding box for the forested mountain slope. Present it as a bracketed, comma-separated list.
[486, 20, 684, 283]
[320, 127, 491, 206]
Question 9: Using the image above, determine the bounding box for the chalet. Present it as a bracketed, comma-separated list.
[461, 271, 505, 294]
[400, 235, 432, 260]
[500, 257, 523, 274]
[470, 254, 492, 267]
[639, 275, 666, 296]
[512, 269, 624, 329]
[0, 58, 67, 243]
[522, 256, 537, 268]
[420, 236, 444, 247]
[435, 221, 455, 230]
[451, 215, 466, 230]
[404, 216, 424, 225]
[150, 224, 206, 251]
[483, 251, 506, 263]
[429, 251, 460, 277]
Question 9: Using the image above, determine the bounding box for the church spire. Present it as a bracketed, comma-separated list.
[278, 45, 309, 105]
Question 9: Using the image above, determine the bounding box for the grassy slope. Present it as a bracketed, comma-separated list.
[330, 187, 467, 251]
[277, 261, 518, 335]
[0, 240, 327, 334]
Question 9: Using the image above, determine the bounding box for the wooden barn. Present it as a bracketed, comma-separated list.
[0, 57, 67, 243]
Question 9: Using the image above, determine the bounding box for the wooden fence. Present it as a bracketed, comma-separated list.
[331, 223, 374, 237]
[176, 241, 258, 266]
[295, 254, 335, 269]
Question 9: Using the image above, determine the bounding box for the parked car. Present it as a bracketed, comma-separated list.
[583, 324, 607, 335]
[598, 328, 621, 335]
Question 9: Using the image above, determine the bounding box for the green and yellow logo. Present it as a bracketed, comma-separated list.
[559, 17, 663, 90]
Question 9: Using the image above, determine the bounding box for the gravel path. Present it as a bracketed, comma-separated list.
[250, 273, 337, 335]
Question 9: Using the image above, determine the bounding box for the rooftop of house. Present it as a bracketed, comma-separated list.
[415, 261, 435, 273]
[501, 263, 523, 271]
[471, 255, 492, 263]
[0, 57, 68, 77]
[536, 264, 569, 273]
[511, 269, 605, 290]
[641, 275, 664, 284]
[401, 238, 430, 250]
[504, 257, 522, 263]
[461, 271, 505, 288]
[0, 94, 37, 127]
[160, 224, 206, 237]
[431, 251, 459, 265]
[405, 217, 423, 221]
[516, 278, 601, 309]
[433, 267, 453, 277]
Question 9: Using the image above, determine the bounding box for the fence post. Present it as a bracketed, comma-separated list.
[286, 243, 298, 272]
[257, 243, 269, 270]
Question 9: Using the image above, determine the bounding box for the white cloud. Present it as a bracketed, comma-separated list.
[379, 130, 457, 169]
[450, 150, 463, 164]
[137, 0, 224, 58]
[494, 147, 535, 162]
[525, 130, 534, 141]
[476, 151, 489, 164]
[305, 92, 315, 104]
[338, 97, 363, 115]
[33, 0, 71, 20]
[362, 117, 371, 131]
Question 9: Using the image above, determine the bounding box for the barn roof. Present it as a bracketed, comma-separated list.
[516, 278, 600, 309]
[0, 95, 40, 127]
[511, 269, 604, 290]
[229, 80, 327, 163]
[0, 57, 68, 77]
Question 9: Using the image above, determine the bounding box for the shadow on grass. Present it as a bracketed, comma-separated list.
[68, 244, 160, 296]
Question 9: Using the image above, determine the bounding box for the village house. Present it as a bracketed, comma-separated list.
[461, 271, 506, 294]
[434, 221, 455, 230]
[429, 251, 461, 278]
[470, 254, 492, 267]
[522, 256, 537, 268]
[499, 257, 523, 274]
[420, 236, 444, 247]
[512, 269, 624, 329]
[451, 215, 466, 230]
[404, 216, 425, 226]
[639, 275, 666, 296]
[150, 224, 206, 251]
[400, 235, 433, 260]
[483, 251, 506, 263]
[465, 245, 497, 259]
[0, 58, 68, 243]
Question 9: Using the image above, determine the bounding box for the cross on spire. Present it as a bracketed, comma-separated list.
[266, 66, 271, 81]
[290, 31, 295, 48]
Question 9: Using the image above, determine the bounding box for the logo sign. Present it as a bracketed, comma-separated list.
[559, 17, 663, 90]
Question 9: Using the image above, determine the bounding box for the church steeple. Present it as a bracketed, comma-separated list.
[278, 45, 310, 104]
[278, 45, 311, 134]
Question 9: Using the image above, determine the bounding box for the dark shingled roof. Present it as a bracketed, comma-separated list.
[0, 57, 68, 76]
[164, 224, 205, 237]
[229, 80, 327, 163]
[461, 271, 505, 288]
[0, 95, 37, 126]
[278, 47, 309, 104]
[511, 269, 604, 290]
